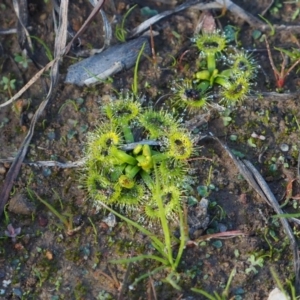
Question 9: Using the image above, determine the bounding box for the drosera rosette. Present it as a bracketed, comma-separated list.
[144, 184, 182, 221]
[172, 32, 258, 111]
[82, 95, 195, 220]
[115, 180, 146, 210]
[166, 130, 194, 160]
[158, 159, 189, 184]
[102, 94, 141, 143]
[220, 75, 252, 106]
[171, 79, 208, 113]
[195, 30, 227, 73]
[193, 30, 229, 92]
[85, 122, 122, 166]
[191, 30, 259, 107]
[138, 109, 179, 139]
[229, 50, 258, 80]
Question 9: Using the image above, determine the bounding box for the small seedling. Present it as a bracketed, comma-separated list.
[58, 99, 79, 114]
[0, 75, 16, 98]
[4, 224, 21, 243]
[30, 35, 53, 61]
[3, 203, 10, 225]
[132, 42, 146, 97]
[245, 254, 264, 274]
[88, 217, 98, 244]
[270, 0, 283, 15]
[265, 36, 300, 89]
[14, 50, 32, 69]
[115, 5, 137, 42]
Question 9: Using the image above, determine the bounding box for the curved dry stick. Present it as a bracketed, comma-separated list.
[129, 0, 224, 38]
[130, 0, 300, 40]
[214, 0, 300, 33]
[0, 59, 57, 108]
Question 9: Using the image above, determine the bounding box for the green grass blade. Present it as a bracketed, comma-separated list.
[174, 200, 186, 268]
[191, 288, 218, 300]
[223, 268, 236, 297]
[131, 266, 166, 288]
[31, 189, 69, 227]
[273, 213, 300, 218]
[30, 35, 53, 61]
[258, 14, 275, 36]
[115, 5, 137, 42]
[132, 42, 146, 97]
[97, 200, 165, 251]
[153, 166, 174, 268]
[110, 254, 169, 265]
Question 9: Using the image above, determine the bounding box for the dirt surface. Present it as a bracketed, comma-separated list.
[1, 0, 300, 299]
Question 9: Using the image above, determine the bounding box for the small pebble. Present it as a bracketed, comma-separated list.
[39, 13, 47, 21]
[42, 168, 52, 177]
[8, 194, 36, 215]
[47, 131, 56, 141]
[218, 223, 227, 233]
[73, 215, 83, 226]
[14, 243, 24, 251]
[3, 163, 10, 169]
[38, 214, 48, 227]
[0, 165, 6, 175]
[2, 280, 11, 288]
[102, 212, 117, 228]
[267, 287, 288, 300]
[45, 250, 53, 260]
[280, 143, 289, 152]
[12, 287, 22, 297]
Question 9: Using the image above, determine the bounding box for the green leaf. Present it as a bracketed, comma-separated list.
[197, 185, 209, 197]
[252, 30, 262, 40]
[229, 135, 237, 141]
[212, 240, 222, 249]
[247, 137, 256, 148]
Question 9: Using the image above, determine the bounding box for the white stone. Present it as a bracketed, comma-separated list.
[267, 288, 289, 300]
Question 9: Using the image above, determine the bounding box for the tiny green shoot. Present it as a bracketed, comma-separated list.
[132, 42, 146, 97]
[115, 5, 137, 42]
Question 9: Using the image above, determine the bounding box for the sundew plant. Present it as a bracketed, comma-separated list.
[172, 30, 258, 111]
[83, 94, 194, 224]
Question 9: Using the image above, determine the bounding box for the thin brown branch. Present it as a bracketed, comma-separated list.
[265, 36, 280, 79]
[188, 230, 247, 246]
[65, 0, 105, 54]
[285, 57, 300, 77]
